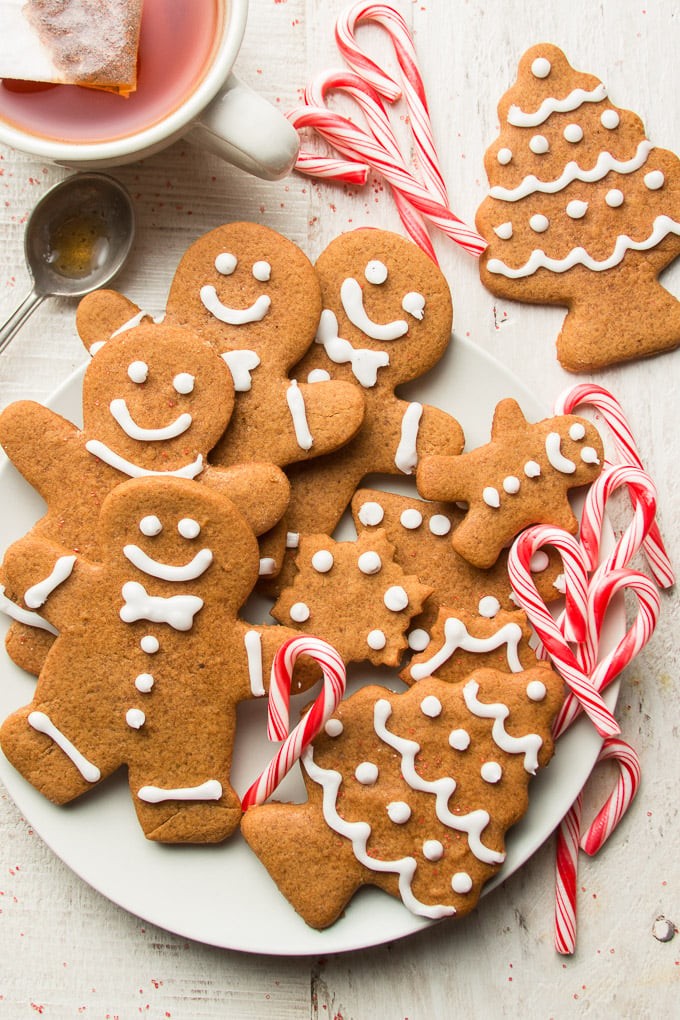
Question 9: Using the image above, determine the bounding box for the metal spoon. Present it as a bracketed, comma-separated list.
[0, 172, 135, 353]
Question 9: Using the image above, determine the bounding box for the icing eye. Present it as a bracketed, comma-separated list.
[128, 361, 148, 384]
[402, 292, 425, 320]
[215, 252, 237, 275]
[178, 518, 201, 539]
[139, 515, 162, 536]
[252, 260, 271, 282]
[173, 372, 195, 395]
[364, 260, 388, 285]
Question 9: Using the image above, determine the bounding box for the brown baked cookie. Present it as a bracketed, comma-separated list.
[416, 398, 604, 569]
[476, 43, 680, 371]
[241, 666, 564, 929]
[0, 476, 316, 843]
[271, 529, 431, 668]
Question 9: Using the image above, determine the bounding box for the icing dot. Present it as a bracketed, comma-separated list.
[529, 213, 550, 233]
[527, 679, 547, 702]
[358, 551, 382, 575]
[530, 550, 550, 572]
[481, 761, 503, 784]
[581, 446, 600, 465]
[503, 475, 520, 494]
[606, 189, 624, 208]
[400, 508, 423, 530]
[139, 515, 162, 536]
[529, 134, 549, 155]
[178, 517, 200, 539]
[483, 486, 500, 508]
[451, 872, 473, 895]
[531, 56, 551, 79]
[312, 549, 334, 573]
[601, 109, 620, 129]
[497, 147, 512, 165]
[358, 501, 384, 527]
[126, 708, 146, 729]
[259, 557, 276, 577]
[494, 221, 513, 240]
[286, 532, 300, 549]
[524, 460, 541, 478]
[134, 673, 154, 693]
[478, 596, 501, 619]
[384, 586, 409, 612]
[402, 292, 426, 320]
[563, 123, 583, 143]
[355, 761, 379, 785]
[566, 200, 588, 219]
[449, 728, 470, 751]
[645, 170, 665, 191]
[367, 629, 387, 651]
[325, 718, 344, 737]
[422, 839, 444, 862]
[408, 628, 430, 652]
[420, 695, 442, 718]
[290, 602, 310, 623]
[387, 801, 412, 824]
[215, 252, 237, 275]
[308, 368, 331, 382]
[569, 422, 586, 441]
[252, 260, 271, 282]
[365, 259, 388, 285]
[128, 360, 148, 384]
[141, 635, 159, 654]
[173, 372, 195, 395]
[429, 514, 451, 536]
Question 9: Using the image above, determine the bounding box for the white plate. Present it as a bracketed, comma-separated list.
[0, 335, 621, 955]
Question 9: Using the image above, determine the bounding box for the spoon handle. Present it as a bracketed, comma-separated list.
[0, 288, 46, 354]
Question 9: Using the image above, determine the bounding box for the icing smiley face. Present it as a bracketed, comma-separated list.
[82, 323, 234, 476]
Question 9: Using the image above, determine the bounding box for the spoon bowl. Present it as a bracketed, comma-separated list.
[0, 172, 135, 353]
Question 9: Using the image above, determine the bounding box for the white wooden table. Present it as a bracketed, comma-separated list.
[1, 1, 678, 1015]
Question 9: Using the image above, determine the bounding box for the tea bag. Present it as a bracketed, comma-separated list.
[0, 0, 143, 95]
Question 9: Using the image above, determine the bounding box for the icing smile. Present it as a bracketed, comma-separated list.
[200, 285, 271, 325]
[123, 544, 214, 581]
[109, 399, 192, 442]
[340, 277, 409, 341]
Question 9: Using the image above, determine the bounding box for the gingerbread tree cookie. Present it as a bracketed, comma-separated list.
[416, 398, 604, 569]
[476, 43, 680, 371]
[242, 667, 564, 929]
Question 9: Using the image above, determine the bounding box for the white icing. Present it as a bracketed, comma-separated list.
[400, 508, 423, 530]
[423, 839, 444, 861]
[178, 518, 200, 540]
[563, 123, 583, 143]
[420, 695, 442, 718]
[395, 402, 423, 474]
[530, 214, 549, 233]
[140, 515, 162, 536]
[24, 555, 76, 609]
[290, 602, 310, 623]
[451, 872, 473, 894]
[526, 679, 547, 702]
[387, 801, 412, 824]
[85, 440, 204, 479]
[28, 711, 100, 782]
[478, 596, 501, 619]
[367, 629, 387, 650]
[120, 581, 203, 631]
[244, 630, 265, 697]
[324, 719, 344, 737]
[384, 586, 409, 612]
[530, 550, 550, 572]
[252, 260, 271, 282]
[569, 422, 586, 441]
[357, 501, 384, 526]
[365, 260, 388, 285]
[529, 135, 549, 155]
[409, 616, 524, 681]
[531, 57, 551, 79]
[0, 586, 58, 635]
[358, 551, 382, 575]
[355, 761, 379, 784]
[503, 476, 520, 494]
[581, 446, 600, 465]
[137, 780, 223, 803]
[200, 285, 271, 324]
[123, 544, 213, 581]
[126, 708, 146, 729]
[645, 170, 665, 190]
[494, 222, 513, 240]
[606, 188, 624, 208]
[110, 311, 147, 340]
[507, 83, 607, 128]
[481, 761, 503, 784]
[222, 349, 261, 392]
[483, 486, 500, 508]
[401, 292, 426, 320]
[109, 399, 192, 442]
[429, 514, 451, 536]
[286, 380, 314, 451]
[600, 109, 620, 129]
[448, 728, 470, 751]
[286, 532, 300, 549]
[497, 148, 513, 165]
[215, 252, 237, 275]
[463, 678, 543, 774]
[340, 277, 409, 341]
[312, 550, 334, 573]
[408, 628, 430, 652]
[545, 432, 576, 473]
[127, 360, 148, 383]
[258, 558, 276, 576]
[173, 373, 195, 395]
[308, 368, 330, 383]
[315, 309, 389, 388]
[140, 634, 159, 653]
[135, 673, 154, 693]
[524, 460, 541, 478]
[566, 200, 588, 219]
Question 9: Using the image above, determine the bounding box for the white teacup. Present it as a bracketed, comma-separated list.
[0, 0, 299, 180]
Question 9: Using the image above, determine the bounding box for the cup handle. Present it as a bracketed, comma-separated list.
[185, 72, 300, 181]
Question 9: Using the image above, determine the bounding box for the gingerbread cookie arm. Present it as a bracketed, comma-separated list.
[234, 621, 321, 702]
[201, 463, 290, 536]
[1, 535, 96, 634]
[0, 401, 86, 503]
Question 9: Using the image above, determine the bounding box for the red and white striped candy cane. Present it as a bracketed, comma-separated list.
[580, 737, 641, 856]
[555, 384, 674, 588]
[294, 150, 369, 186]
[579, 464, 658, 578]
[509, 528, 619, 738]
[241, 636, 346, 810]
[554, 792, 582, 955]
[552, 568, 660, 739]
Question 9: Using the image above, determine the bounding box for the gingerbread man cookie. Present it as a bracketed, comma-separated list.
[0, 476, 316, 843]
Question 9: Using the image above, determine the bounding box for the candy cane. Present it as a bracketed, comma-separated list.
[294, 151, 369, 186]
[555, 384, 674, 588]
[241, 636, 346, 809]
[508, 529, 619, 738]
[579, 465, 658, 578]
[555, 792, 582, 955]
[580, 737, 641, 856]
